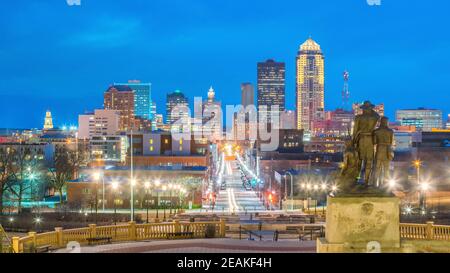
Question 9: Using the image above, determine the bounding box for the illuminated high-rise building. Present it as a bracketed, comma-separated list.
[113, 80, 153, 121]
[166, 90, 189, 125]
[104, 85, 135, 131]
[257, 59, 285, 122]
[296, 37, 325, 133]
[43, 110, 54, 130]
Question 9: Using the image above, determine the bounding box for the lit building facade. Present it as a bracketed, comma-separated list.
[353, 102, 385, 117]
[446, 114, 450, 129]
[78, 109, 120, 139]
[114, 80, 153, 121]
[296, 38, 325, 133]
[90, 135, 128, 162]
[280, 110, 296, 130]
[396, 108, 443, 132]
[104, 85, 135, 131]
[166, 90, 189, 131]
[257, 59, 285, 122]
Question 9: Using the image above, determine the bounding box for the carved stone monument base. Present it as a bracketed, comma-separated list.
[317, 196, 401, 253]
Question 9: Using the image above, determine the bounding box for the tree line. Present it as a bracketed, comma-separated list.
[0, 145, 83, 215]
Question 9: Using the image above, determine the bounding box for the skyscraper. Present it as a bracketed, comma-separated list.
[257, 59, 285, 122]
[241, 83, 255, 108]
[296, 37, 325, 133]
[104, 85, 135, 131]
[113, 80, 153, 121]
[166, 90, 189, 125]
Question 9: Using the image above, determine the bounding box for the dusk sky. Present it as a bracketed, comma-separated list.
[1, 0, 449, 129]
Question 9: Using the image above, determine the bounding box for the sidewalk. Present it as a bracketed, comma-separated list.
[55, 238, 317, 253]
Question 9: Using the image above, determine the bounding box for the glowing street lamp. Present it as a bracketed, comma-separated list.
[111, 181, 119, 225]
[144, 181, 151, 223]
[419, 181, 430, 213]
[388, 178, 397, 189]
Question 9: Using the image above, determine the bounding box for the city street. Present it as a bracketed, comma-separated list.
[214, 160, 266, 212]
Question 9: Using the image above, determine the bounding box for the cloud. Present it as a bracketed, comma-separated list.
[63, 16, 141, 48]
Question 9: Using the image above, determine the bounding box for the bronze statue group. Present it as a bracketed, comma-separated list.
[338, 101, 394, 194]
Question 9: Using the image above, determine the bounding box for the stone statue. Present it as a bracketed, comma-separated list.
[373, 116, 394, 187]
[337, 139, 360, 192]
[352, 101, 380, 186]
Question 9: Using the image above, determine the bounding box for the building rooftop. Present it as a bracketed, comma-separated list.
[299, 37, 321, 52]
[106, 85, 133, 92]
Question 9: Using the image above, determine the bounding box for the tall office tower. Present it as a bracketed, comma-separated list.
[43, 110, 54, 130]
[257, 59, 285, 123]
[104, 85, 135, 131]
[296, 37, 325, 133]
[241, 83, 255, 108]
[114, 80, 153, 121]
[166, 90, 189, 125]
[396, 108, 443, 132]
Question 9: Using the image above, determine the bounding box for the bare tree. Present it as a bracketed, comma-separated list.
[6, 146, 43, 214]
[0, 147, 14, 215]
[48, 146, 81, 205]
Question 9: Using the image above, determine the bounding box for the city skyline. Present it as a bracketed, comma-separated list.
[1, 1, 450, 128]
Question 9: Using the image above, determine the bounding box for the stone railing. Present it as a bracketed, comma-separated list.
[11, 219, 226, 253]
[400, 222, 450, 241]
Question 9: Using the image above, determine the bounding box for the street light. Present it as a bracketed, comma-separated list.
[93, 173, 101, 224]
[154, 179, 161, 219]
[419, 181, 430, 214]
[388, 178, 397, 189]
[130, 178, 137, 221]
[144, 181, 151, 223]
[93, 171, 106, 213]
[284, 171, 294, 211]
[111, 182, 119, 225]
[168, 184, 174, 216]
[162, 185, 167, 221]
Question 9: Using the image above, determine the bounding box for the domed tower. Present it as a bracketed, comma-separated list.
[207, 86, 215, 103]
[43, 110, 54, 130]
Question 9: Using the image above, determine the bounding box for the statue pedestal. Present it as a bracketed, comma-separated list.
[317, 196, 401, 253]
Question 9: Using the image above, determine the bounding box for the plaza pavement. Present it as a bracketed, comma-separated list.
[55, 238, 316, 253]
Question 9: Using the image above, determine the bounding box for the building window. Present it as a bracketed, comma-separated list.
[150, 146, 154, 152]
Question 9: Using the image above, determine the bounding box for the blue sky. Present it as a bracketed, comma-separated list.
[1, 0, 449, 128]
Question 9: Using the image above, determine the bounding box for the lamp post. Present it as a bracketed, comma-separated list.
[93, 173, 101, 224]
[306, 184, 312, 213]
[144, 181, 151, 223]
[285, 171, 294, 211]
[130, 129, 134, 222]
[154, 180, 161, 219]
[420, 182, 430, 214]
[112, 182, 119, 225]
[413, 159, 422, 209]
[162, 185, 167, 221]
[168, 183, 174, 216]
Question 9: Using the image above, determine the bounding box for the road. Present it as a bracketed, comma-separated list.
[214, 160, 266, 212]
